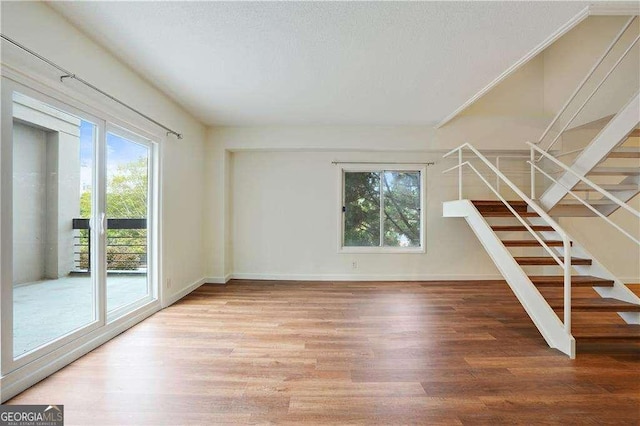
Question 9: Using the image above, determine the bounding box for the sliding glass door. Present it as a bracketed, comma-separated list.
[1, 80, 158, 374]
[9, 92, 101, 360]
[105, 128, 153, 316]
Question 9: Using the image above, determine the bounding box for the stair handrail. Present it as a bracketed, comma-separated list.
[494, 154, 529, 195]
[550, 147, 587, 159]
[538, 15, 638, 153]
[528, 142, 640, 219]
[443, 161, 565, 266]
[542, 35, 640, 155]
[527, 143, 640, 246]
[444, 143, 572, 333]
[529, 162, 640, 246]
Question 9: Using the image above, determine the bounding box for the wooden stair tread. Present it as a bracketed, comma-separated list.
[557, 199, 615, 205]
[547, 298, 640, 312]
[573, 183, 638, 191]
[471, 200, 528, 207]
[608, 147, 640, 158]
[588, 167, 640, 176]
[491, 225, 554, 232]
[530, 276, 614, 287]
[572, 324, 640, 340]
[503, 240, 565, 247]
[472, 200, 532, 215]
[628, 128, 640, 137]
[515, 257, 591, 266]
[482, 211, 539, 217]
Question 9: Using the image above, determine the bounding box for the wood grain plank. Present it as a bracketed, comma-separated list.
[6, 280, 639, 424]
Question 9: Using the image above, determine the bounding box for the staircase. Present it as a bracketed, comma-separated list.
[533, 12, 639, 217]
[441, 16, 639, 357]
[538, 94, 640, 217]
[442, 144, 640, 358]
[474, 200, 640, 329]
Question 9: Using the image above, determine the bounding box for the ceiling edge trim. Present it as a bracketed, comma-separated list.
[435, 5, 591, 129]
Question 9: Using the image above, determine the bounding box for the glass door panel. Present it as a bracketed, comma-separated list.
[11, 92, 98, 358]
[105, 131, 151, 313]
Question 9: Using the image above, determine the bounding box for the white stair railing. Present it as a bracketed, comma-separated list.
[527, 141, 640, 246]
[443, 143, 573, 335]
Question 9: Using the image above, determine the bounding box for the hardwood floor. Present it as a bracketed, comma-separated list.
[7, 280, 640, 425]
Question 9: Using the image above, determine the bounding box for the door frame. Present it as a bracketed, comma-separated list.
[0, 70, 162, 379]
[104, 123, 159, 322]
[1, 79, 106, 374]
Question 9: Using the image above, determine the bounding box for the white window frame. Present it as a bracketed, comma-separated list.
[337, 164, 426, 254]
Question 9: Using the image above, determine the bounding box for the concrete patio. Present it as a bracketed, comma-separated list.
[13, 273, 148, 357]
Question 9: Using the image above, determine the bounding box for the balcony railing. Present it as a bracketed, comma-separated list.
[73, 218, 147, 272]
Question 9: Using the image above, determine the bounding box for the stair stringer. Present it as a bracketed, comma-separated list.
[539, 93, 640, 210]
[531, 217, 640, 324]
[443, 200, 575, 357]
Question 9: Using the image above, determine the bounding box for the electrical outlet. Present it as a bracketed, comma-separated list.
[166, 278, 172, 288]
[352, 261, 358, 269]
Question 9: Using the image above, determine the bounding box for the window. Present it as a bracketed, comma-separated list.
[340, 166, 424, 252]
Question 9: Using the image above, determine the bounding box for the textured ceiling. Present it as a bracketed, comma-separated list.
[50, 1, 589, 126]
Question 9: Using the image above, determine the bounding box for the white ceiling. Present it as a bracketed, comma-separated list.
[50, 1, 589, 126]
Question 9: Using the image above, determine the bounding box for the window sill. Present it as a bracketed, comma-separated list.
[339, 247, 425, 254]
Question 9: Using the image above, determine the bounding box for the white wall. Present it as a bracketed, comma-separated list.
[12, 121, 81, 283]
[204, 55, 547, 280]
[12, 122, 48, 284]
[6, 4, 627, 285]
[1, 2, 207, 300]
[204, 15, 639, 283]
[230, 150, 540, 280]
[543, 16, 638, 132]
[12, 93, 84, 283]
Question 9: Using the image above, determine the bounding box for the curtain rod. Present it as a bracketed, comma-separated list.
[1, 33, 183, 140]
[332, 161, 435, 165]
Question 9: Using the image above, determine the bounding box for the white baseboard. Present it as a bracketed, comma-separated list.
[205, 274, 232, 284]
[230, 273, 505, 282]
[162, 277, 207, 308]
[1, 302, 160, 403]
[201, 273, 640, 285]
